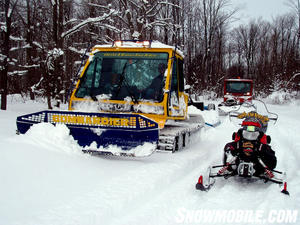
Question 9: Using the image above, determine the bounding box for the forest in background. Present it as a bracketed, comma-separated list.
[1, 0, 300, 110]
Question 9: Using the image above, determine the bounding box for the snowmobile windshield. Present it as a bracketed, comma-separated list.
[226, 82, 251, 94]
[75, 52, 169, 102]
[229, 100, 278, 133]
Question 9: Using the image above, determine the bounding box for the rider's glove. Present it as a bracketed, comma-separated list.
[225, 144, 236, 156]
[264, 168, 274, 179]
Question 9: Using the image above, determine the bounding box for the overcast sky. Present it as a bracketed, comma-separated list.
[231, 0, 293, 26]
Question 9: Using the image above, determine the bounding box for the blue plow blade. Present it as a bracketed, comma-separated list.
[16, 110, 159, 156]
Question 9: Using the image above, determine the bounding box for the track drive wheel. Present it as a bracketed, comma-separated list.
[174, 134, 184, 152]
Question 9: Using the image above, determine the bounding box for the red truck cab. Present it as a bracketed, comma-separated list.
[223, 79, 253, 105]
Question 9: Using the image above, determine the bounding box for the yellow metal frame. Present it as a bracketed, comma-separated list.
[69, 45, 189, 129]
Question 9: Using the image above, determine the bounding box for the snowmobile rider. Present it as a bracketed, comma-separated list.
[221, 116, 277, 179]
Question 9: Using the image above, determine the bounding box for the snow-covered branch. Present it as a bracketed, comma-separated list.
[286, 73, 300, 86]
[68, 46, 86, 55]
[87, 3, 111, 10]
[9, 35, 25, 41]
[64, 18, 78, 26]
[8, 70, 28, 76]
[61, 9, 118, 39]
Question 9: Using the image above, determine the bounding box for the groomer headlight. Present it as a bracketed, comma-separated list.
[141, 40, 150, 47]
[114, 40, 122, 47]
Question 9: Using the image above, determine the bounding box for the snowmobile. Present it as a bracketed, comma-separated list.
[16, 40, 209, 157]
[218, 78, 253, 116]
[196, 100, 290, 195]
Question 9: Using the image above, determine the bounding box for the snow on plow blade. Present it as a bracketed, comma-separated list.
[16, 111, 159, 157]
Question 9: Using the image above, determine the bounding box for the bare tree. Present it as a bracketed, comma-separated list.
[0, 0, 19, 110]
[232, 21, 262, 78]
[287, 0, 300, 57]
[186, 0, 238, 94]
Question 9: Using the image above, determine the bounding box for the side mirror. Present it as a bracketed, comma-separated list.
[192, 102, 204, 111]
[188, 95, 204, 110]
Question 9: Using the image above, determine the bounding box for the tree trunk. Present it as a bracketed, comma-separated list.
[53, 0, 58, 45]
[1, 0, 12, 110]
[47, 95, 52, 110]
[26, 0, 35, 100]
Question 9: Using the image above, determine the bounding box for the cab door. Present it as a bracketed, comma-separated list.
[168, 56, 186, 118]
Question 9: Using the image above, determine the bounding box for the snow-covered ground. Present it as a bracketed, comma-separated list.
[1, 95, 299, 225]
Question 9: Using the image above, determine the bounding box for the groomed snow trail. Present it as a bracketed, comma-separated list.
[0, 98, 299, 225]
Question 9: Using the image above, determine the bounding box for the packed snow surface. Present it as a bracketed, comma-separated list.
[1, 95, 299, 225]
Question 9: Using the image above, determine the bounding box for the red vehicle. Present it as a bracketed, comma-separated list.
[223, 78, 253, 106]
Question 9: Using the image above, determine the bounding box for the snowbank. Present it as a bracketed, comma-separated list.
[20, 123, 82, 155]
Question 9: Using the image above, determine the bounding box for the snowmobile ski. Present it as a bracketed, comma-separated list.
[195, 175, 215, 191]
[195, 164, 290, 195]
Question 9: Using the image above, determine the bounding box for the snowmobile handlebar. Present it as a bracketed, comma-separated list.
[211, 163, 283, 174]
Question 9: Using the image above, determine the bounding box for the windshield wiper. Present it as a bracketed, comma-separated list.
[115, 61, 139, 104]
